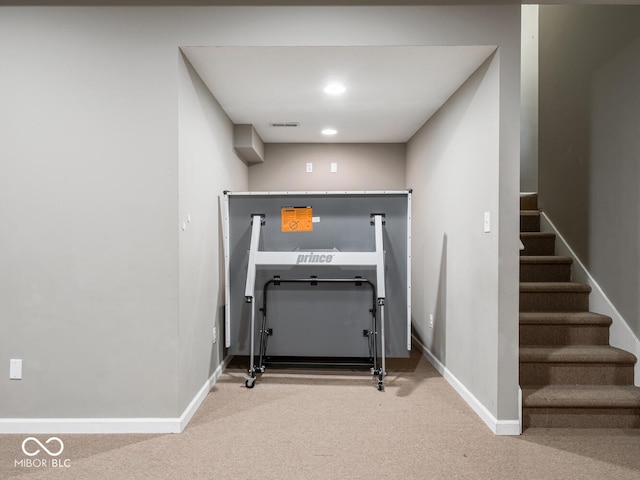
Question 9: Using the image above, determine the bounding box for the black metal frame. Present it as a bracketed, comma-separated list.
[244, 275, 384, 389]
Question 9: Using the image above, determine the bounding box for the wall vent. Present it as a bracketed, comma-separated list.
[269, 122, 299, 128]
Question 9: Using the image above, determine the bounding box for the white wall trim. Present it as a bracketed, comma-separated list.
[413, 335, 521, 436]
[0, 356, 231, 435]
[178, 355, 231, 432]
[541, 213, 640, 385]
[0, 417, 182, 435]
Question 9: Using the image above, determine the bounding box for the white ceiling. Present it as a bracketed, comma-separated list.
[182, 45, 496, 144]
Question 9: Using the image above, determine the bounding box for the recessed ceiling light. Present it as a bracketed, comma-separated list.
[324, 83, 346, 95]
[322, 128, 338, 136]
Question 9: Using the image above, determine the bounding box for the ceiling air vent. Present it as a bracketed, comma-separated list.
[269, 122, 299, 128]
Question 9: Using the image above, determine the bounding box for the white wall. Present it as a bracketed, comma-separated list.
[0, 4, 521, 432]
[249, 143, 405, 191]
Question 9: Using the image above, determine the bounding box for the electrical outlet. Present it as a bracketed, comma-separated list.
[429, 314, 434, 329]
[212, 326, 218, 344]
[306, 162, 313, 173]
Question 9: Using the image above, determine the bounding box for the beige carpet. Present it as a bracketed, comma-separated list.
[2, 349, 639, 480]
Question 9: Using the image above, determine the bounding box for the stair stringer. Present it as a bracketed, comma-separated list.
[540, 212, 640, 386]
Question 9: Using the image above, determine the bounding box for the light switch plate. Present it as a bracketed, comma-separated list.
[10, 359, 22, 379]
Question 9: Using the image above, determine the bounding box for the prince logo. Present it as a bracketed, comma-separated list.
[296, 253, 334, 264]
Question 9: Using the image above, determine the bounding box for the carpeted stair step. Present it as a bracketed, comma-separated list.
[520, 256, 573, 282]
[518, 193, 639, 430]
[519, 345, 637, 385]
[520, 193, 538, 211]
[520, 232, 556, 256]
[520, 282, 591, 312]
[520, 312, 612, 346]
[520, 210, 540, 232]
[522, 385, 640, 428]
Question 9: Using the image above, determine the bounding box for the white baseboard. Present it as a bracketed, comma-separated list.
[540, 213, 640, 386]
[413, 335, 521, 436]
[0, 356, 231, 435]
[0, 417, 182, 435]
[178, 355, 230, 432]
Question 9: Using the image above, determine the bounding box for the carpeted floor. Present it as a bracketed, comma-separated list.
[1, 349, 639, 480]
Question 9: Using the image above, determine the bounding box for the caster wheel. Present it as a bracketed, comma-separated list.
[245, 377, 256, 389]
[377, 382, 384, 391]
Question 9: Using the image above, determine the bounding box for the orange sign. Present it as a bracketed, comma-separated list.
[281, 206, 313, 232]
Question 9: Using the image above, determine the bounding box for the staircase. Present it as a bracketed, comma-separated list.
[519, 193, 640, 429]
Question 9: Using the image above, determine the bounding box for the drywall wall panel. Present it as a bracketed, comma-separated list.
[521, 4, 539, 192]
[178, 54, 248, 413]
[250, 143, 406, 191]
[408, 53, 502, 418]
[538, 5, 640, 264]
[0, 8, 182, 418]
[539, 4, 640, 341]
[590, 35, 640, 339]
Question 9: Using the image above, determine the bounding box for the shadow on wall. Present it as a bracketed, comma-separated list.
[210, 196, 228, 377]
[433, 233, 448, 364]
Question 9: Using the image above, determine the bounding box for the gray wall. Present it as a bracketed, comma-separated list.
[178, 55, 248, 414]
[407, 48, 520, 423]
[249, 144, 405, 191]
[520, 5, 539, 193]
[539, 5, 640, 340]
[0, 4, 521, 429]
[0, 7, 249, 421]
[0, 9, 185, 418]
